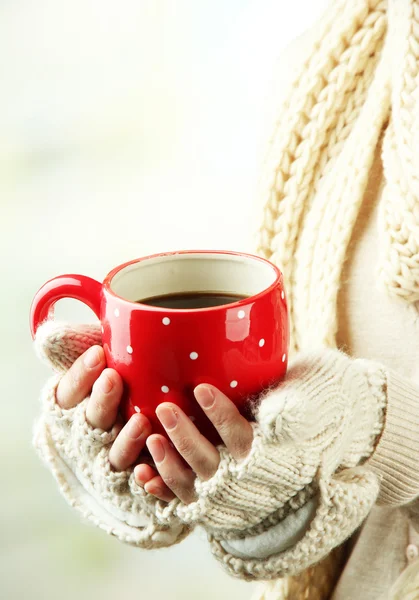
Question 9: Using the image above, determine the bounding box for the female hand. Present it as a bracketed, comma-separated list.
[55, 344, 152, 471]
[134, 385, 254, 504]
[56, 344, 254, 495]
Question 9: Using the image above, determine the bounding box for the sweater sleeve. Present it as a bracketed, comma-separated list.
[367, 368, 419, 506]
[217, 364, 419, 566]
[32, 320, 192, 549]
[33, 374, 191, 550]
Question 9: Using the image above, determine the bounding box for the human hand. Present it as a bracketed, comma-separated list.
[33, 320, 192, 550]
[55, 343, 153, 471]
[55, 344, 254, 487]
[133, 385, 254, 503]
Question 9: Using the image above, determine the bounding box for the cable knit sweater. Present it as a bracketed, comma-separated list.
[32, 1, 419, 600]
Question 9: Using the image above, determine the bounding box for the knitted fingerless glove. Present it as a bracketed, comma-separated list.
[33, 320, 190, 549]
[175, 348, 387, 580]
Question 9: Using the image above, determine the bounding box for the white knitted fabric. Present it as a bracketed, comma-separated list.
[252, 1, 419, 597]
[34, 321, 103, 372]
[33, 321, 387, 574]
[33, 321, 190, 549]
[256, 0, 419, 357]
[177, 348, 386, 581]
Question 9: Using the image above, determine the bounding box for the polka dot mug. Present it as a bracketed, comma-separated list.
[30, 250, 289, 445]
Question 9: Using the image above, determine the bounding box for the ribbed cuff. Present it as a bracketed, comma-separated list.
[368, 369, 419, 506]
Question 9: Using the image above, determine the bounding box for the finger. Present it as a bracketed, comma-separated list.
[86, 368, 123, 430]
[134, 464, 176, 502]
[194, 385, 254, 460]
[109, 413, 152, 471]
[134, 463, 158, 485]
[144, 475, 177, 502]
[156, 404, 220, 480]
[56, 346, 105, 409]
[146, 434, 197, 504]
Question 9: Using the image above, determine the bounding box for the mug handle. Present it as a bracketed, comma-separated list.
[30, 274, 102, 339]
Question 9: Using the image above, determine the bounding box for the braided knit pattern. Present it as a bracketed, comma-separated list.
[255, 3, 419, 592]
[256, 0, 388, 356]
[257, 0, 419, 356]
[378, 0, 419, 301]
[32, 321, 190, 549]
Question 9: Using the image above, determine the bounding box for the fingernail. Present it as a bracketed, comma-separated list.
[194, 385, 215, 409]
[147, 438, 165, 463]
[157, 406, 178, 430]
[99, 371, 113, 394]
[127, 415, 143, 440]
[84, 346, 101, 369]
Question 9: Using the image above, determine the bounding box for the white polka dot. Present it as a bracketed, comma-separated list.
[134, 406, 141, 413]
[230, 380, 238, 388]
[189, 415, 196, 422]
[281, 290, 285, 300]
[238, 310, 246, 319]
[161, 385, 169, 393]
[259, 338, 265, 347]
[114, 308, 120, 317]
[190, 351, 198, 360]
[162, 317, 171, 326]
[101, 325, 104, 334]
[282, 353, 287, 362]
[127, 345, 133, 354]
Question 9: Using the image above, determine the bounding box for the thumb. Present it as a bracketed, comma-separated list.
[34, 320, 102, 372]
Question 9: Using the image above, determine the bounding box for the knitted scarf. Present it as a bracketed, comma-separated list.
[256, 0, 419, 598]
[257, 0, 419, 356]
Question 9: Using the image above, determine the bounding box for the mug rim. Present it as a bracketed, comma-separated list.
[103, 249, 283, 312]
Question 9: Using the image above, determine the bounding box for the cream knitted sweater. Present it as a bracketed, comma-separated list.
[32, 1, 419, 599]
[238, 144, 419, 600]
[249, 0, 419, 597]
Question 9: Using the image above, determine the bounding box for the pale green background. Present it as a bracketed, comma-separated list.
[1, 1, 326, 598]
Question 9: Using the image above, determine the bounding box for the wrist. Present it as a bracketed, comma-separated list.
[342, 358, 387, 468]
[367, 368, 419, 505]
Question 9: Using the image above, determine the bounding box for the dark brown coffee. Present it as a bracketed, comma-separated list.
[136, 291, 248, 309]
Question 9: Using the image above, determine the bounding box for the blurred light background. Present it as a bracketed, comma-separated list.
[1, 1, 327, 598]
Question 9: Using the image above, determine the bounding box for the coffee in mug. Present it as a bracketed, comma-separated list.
[137, 291, 249, 309]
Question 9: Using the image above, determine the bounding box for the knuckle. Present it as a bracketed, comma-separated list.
[115, 444, 131, 462]
[91, 377, 105, 400]
[116, 428, 134, 450]
[161, 474, 178, 491]
[57, 365, 87, 408]
[195, 457, 216, 480]
[91, 396, 108, 420]
[176, 436, 196, 458]
[109, 441, 131, 468]
[69, 363, 87, 394]
[212, 412, 232, 436]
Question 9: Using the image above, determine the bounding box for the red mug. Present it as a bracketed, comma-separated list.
[30, 250, 289, 445]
